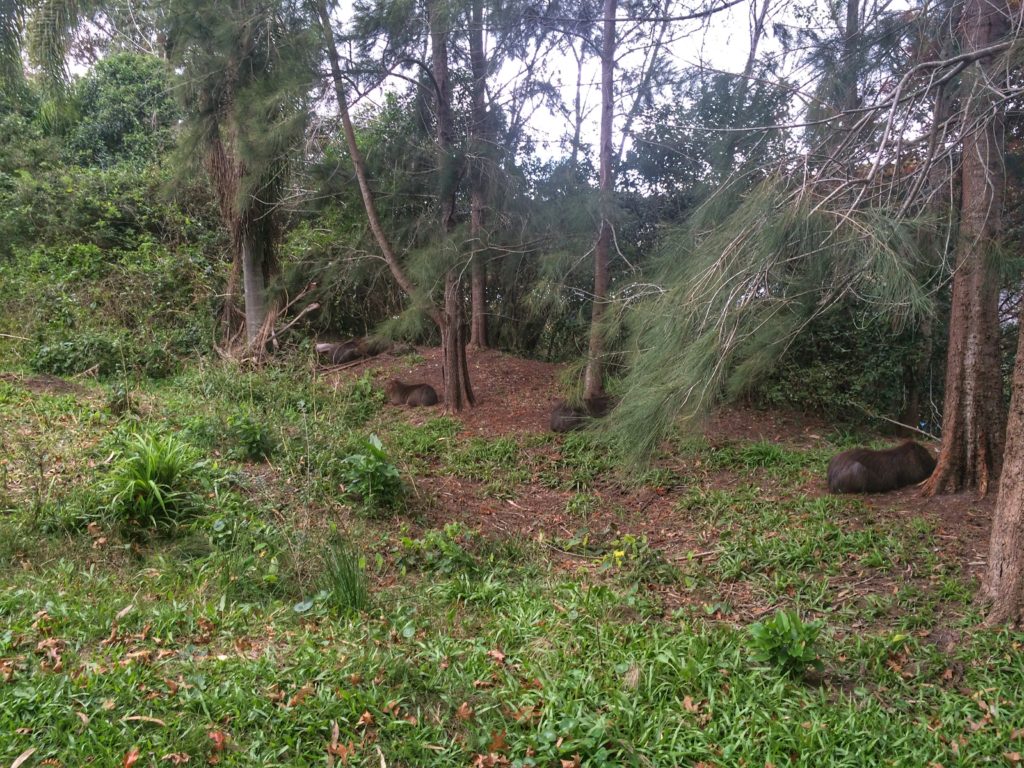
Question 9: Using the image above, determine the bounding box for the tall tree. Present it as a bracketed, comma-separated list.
[921, 0, 1008, 495]
[582, 0, 616, 401]
[984, 301, 1024, 623]
[315, 0, 474, 409]
[467, 0, 490, 349]
[168, 0, 313, 351]
[429, 0, 475, 409]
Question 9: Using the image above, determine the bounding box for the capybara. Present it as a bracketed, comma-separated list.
[550, 395, 615, 433]
[827, 440, 936, 494]
[316, 340, 365, 365]
[385, 379, 439, 407]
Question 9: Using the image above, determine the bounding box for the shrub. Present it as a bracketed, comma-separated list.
[748, 609, 824, 677]
[104, 430, 207, 535]
[227, 412, 278, 462]
[338, 434, 404, 515]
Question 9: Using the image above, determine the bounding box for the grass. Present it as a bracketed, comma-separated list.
[0, 362, 1019, 766]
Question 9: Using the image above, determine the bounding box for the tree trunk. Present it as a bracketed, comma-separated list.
[984, 304, 1024, 624]
[468, 0, 489, 349]
[583, 0, 616, 402]
[921, 0, 1007, 496]
[240, 231, 268, 348]
[314, 0, 441, 330]
[430, 0, 474, 410]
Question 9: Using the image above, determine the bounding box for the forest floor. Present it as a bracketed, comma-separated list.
[0, 347, 1017, 767]
[328, 346, 995, 624]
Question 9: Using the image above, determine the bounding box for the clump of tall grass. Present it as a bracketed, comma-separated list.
[321, 539, 369, 615]
[105, 430, 207, 536]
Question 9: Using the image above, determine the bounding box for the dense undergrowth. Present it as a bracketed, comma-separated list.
[0, 361, 1019, 767]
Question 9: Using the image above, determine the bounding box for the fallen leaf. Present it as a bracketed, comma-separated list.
[683, 695, 700, 713]
[488, 730, 507, 752]
[122, 715, 166, 726]
[487, 649, 506, 665]
[207, 730, 228, 752]
[11, 749, 37, 768]
[456, 702, 475, 721]
[160, 754, 190, 764]
[286, 684, 314, 708]
[327, 742, 355, 765]
[1006, 753, 1022, 764]
[123, 747, 141, 767]
[357, 711, 374, 727]
[559, 755, 582, 768]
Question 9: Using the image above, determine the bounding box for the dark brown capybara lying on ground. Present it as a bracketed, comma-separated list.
[385, 379, 439, 407]
[827, 440, 936, 493]
[550, 395, 615, 433]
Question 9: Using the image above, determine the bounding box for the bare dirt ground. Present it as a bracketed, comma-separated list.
[325, 347, 996, 596]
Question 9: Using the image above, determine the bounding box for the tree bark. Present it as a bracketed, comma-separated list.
[921, 0, 1007, 496]
[430, 0, 475, 410]
[468, 0, 489, 349]
[240, 232, 267, 348]
[984, 302, 1024, 623]
[583, 0, 616, 402]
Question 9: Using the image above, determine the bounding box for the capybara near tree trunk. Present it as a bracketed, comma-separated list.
[550, 395, 615, 433]
[385, 379, 439, 407]
[827, 440, 936, 493]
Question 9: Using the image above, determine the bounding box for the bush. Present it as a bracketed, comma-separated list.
[104, 430, 208, 536]
[748, 609, 824, 677]
[227, 412, 278, 462]
[337, 434, 404, 516]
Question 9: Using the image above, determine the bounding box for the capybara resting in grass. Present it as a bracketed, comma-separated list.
[385, 379, 439, 407]
[827, 440, 936, 493]
[550, 395, 615, 433]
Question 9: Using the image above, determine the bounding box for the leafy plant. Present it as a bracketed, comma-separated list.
[227, 411, 278, 462]
[338, 434, 404, 515]
[748, 609, 824, 676]
[398, 523, 479, 575]
[104, 430, 207, 535]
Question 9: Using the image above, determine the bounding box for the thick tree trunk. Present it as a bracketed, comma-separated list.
[430, 0, 474, 410]
[921, 0, 1007, 496]
[240, 232, 268, 348]
[583, 0, 616, 402]
[984, 306, 1024, 624]
[468, 0, 489, 349]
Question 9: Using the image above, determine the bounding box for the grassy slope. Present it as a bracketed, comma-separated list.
[0, 363, 1022, 767]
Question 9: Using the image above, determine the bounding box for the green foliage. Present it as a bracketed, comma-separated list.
[748, 609, 825, 677]
[104, 430, 208, 535]
[611, 178, 937, 462]
[65, 52, 178, 167]
[753, 305, 936, 424]
[338, 434, 404, 515]
[320, 538, 370, 616]
[398, 523, 479, 575]
[226, 411, 278, 462]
